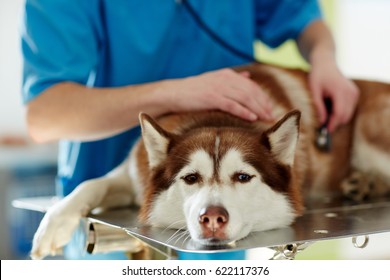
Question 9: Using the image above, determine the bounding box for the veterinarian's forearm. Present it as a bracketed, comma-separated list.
[26, 82, 171, 142]
[297, 20, 337, 65]
[26, 68, 274, 142]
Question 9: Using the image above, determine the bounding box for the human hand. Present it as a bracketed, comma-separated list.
[309, 59, 360, 132]
[163, 68, 275, 122]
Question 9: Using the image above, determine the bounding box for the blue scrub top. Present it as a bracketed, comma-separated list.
[22, 0, 321, 196]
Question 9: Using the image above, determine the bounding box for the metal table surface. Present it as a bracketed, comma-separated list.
[13, 194, 390, 254]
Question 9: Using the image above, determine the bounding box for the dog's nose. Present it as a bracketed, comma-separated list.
[199, 206, 229, 238]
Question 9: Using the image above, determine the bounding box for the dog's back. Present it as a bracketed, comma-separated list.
[240, 64, 390, 198]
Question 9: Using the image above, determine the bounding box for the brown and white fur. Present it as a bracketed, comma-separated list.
[31, 64, 390, 259]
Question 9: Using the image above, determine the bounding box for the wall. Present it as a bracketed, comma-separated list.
[0, 0, 26, 137]
[336, 0, 390, 82]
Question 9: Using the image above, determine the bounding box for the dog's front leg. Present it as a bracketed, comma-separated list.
[31, 160, 134, 259]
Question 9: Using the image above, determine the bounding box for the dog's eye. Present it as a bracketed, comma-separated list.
[233, 173, 254, 183]
[182, 173, 200, 185]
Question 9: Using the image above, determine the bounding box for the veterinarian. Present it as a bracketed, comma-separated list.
[22, 0, 358, 259]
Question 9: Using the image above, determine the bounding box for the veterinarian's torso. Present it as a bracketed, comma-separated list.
[22, 0, 321, 196]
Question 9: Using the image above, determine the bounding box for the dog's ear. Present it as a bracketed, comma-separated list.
[139, 113, 172, 169]
[261, 110, 301, 166]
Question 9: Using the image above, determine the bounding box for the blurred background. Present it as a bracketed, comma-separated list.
[0, 0, 389, 259]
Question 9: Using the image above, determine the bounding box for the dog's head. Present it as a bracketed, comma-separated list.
[139, 111, 302, 245]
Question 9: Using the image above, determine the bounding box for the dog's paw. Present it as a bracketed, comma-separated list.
[31, 202, 81, 260]
[341, 171, 388, 202]
[341, 171, 371, 201]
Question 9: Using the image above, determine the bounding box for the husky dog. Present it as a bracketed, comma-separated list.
[31, 64, 390, 259]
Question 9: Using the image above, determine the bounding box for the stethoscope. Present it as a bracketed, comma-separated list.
[179, 0, 332, 152]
